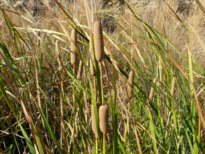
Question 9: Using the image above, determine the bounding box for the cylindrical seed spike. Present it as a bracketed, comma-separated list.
[99, 105, 108, 135]
[94, 20, 104, 62]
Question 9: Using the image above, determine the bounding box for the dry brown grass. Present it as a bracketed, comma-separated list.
[1, 0, 205, 153]
[70, 29, 77, 65]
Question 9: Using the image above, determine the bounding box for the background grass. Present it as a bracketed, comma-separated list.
[0, 0, 205, 153]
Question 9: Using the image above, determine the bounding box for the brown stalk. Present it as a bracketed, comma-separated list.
[127, 71, 134, 99]
[133, 126, 142, 154]
[20, 99, 46, 153]
[77, 61, 83, 80]
[55, 41, 68, 150]
[34, 58, 41, 109]
[70, 29, 77, 65]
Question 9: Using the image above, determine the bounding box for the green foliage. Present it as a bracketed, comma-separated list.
[0, 1, 205, 153]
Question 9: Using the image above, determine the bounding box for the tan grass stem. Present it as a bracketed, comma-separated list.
[127, 71, 134, 99]
[70, 29, 77, 65]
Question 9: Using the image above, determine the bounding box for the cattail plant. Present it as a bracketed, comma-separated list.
[94, 20, 104, 62]
[99, 104, 109, 154]
[70, 29, 77, 66]
[93, 20, 105, 106]
[91, 105, 99, 154]
[127, 71, 134, 99]
[93, 20, 107, 154]
[90, 59, 95, 76]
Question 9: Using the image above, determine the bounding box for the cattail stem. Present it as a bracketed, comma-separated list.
[96, 138, 98, 154]
[90, 59, 95, 77]
[100, 63, 104, 105]
[103, 134, 106, 154]
[72, 65, 76, 104]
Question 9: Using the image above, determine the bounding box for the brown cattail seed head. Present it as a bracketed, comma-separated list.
[99, 105, 109, 135]
[127, 71, 134, 99]
[70, 29, 77, 65]
[94, 20, 104, 62]
[91, 105, 99, 138]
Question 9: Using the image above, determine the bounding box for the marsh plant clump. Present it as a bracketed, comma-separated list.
[0, 0, 205, 154]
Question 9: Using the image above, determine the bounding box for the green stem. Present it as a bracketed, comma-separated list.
[100, 63, 104, 105]
[96, 138, 98, 154]
[103, 134, 106, 154]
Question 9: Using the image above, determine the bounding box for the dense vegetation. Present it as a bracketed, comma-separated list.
[0, 0, 205, 153]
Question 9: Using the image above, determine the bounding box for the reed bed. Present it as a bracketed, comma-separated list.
[0, 0, 205, 154]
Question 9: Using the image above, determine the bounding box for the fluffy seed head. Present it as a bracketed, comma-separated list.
[91, 105, 99, 138]
[99, 105, 108, 135]
[70, 29, 77, 65]
[94, 20, 104, 62]
[127, 71, 134, 99]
